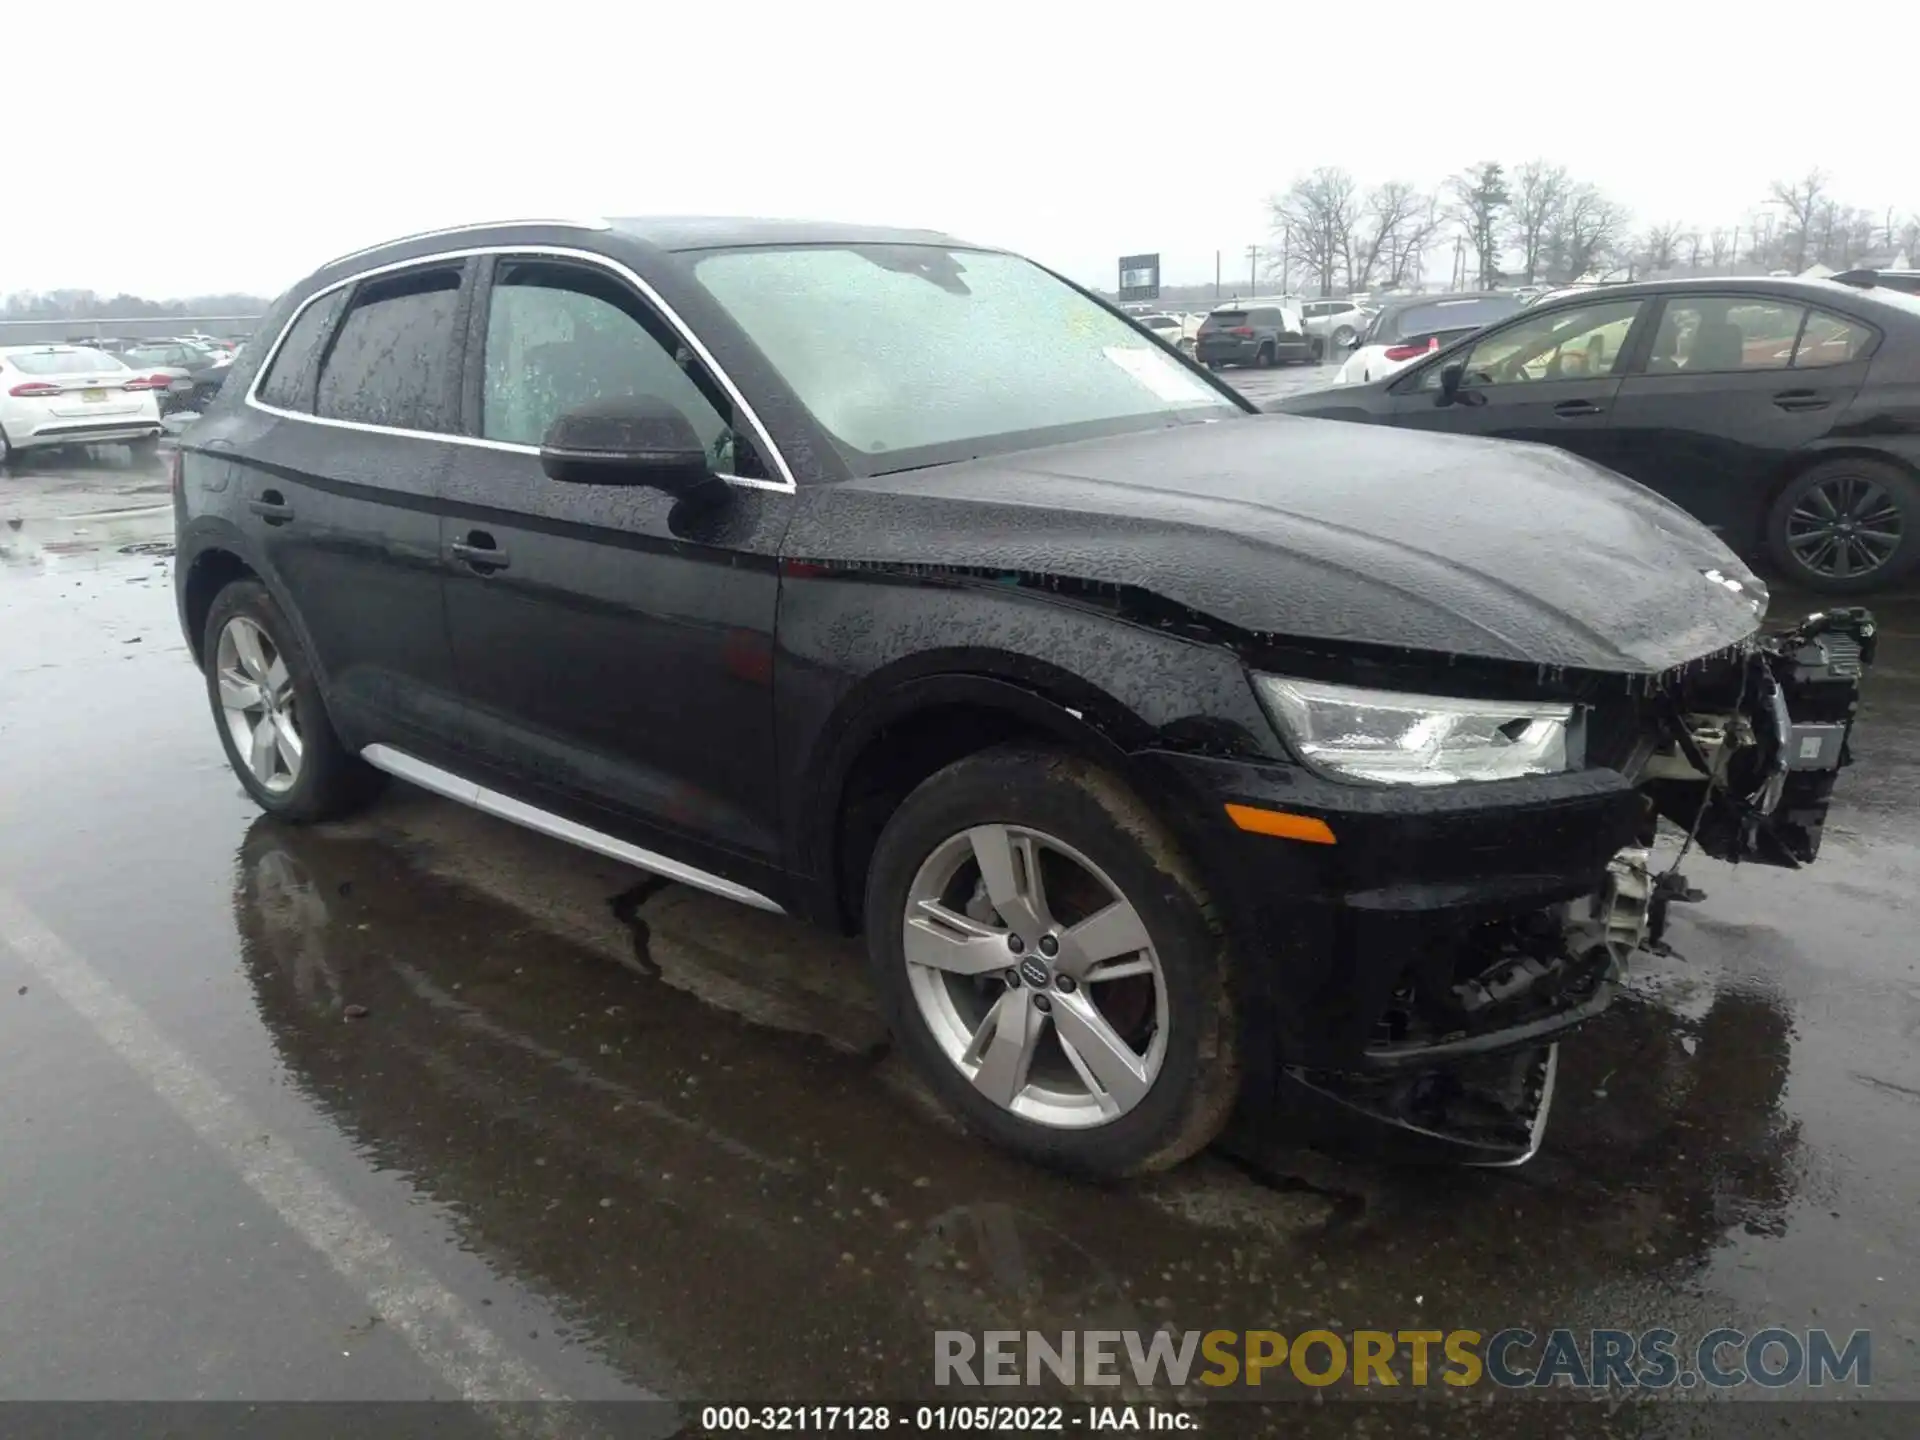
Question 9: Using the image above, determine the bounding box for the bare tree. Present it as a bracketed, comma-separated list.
[1504, 160, 1569, 285]
[1348, 181, 1429, 292]
[1448, 161, 1510, 289]
[1768, 168, 1828, 271]
[1903, 219, 1920, 264]
[1384, 194, 1446, 289]
[1708, 227, 1732, 268]
[1681, 229, 1705, 271]
[1543, 184, 1628, 283]
[1639, 220, 1686, 275]
[1272, 167, 1358, 296]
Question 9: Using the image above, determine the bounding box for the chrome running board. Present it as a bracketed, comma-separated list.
[359, 743, 786, 915]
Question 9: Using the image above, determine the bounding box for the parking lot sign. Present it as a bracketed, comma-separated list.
[1118, 253, 1161, 302]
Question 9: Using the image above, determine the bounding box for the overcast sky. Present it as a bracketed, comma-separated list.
[6, 2, 1911, 301]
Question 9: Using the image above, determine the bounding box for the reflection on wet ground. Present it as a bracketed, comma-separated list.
[1, 458, 1917, 1433]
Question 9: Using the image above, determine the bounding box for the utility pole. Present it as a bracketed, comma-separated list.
[1246, 244, 1259, 298]
[1281, 225, 1291, 297]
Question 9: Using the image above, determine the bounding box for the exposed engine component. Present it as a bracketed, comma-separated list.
[1641, 608, 1876, 868]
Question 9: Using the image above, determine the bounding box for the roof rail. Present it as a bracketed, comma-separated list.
[319, 218, 612, 270]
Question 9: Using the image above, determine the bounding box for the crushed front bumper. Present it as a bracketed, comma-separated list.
[1139, 607, 1876, 1165]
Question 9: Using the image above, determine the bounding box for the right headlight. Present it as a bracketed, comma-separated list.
[1252, 675, 1577, 786]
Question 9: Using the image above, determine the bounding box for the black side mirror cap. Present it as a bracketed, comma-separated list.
[539, 395, 714, 496]
[1437, 362, 1465, 404]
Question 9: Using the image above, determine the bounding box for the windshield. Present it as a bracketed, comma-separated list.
[6, 347, 125, 375]
[691, 245, 1241, 472]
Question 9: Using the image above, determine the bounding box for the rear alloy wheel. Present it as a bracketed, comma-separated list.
[1255, 343, 1275, 368]
[1768, 457, 1917, 593]
[864, 746, 1237, 1177]
[204, 580, 379, 821]
[1332, 325, 1356, 349]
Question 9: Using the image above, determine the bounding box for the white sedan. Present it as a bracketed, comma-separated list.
[0, 346, 164, 464]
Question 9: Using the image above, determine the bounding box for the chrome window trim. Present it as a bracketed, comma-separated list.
[361, 744, 786, 914]
[319, 218, 611, 270]
[244, 242, 799, 495]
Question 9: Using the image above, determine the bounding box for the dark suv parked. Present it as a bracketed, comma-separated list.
[1195, 303, 1314, 368]
[175, 218, 1874, 1178]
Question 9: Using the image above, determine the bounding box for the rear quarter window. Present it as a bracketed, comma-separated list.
[257, 290, 349, 413]
[1794, 310, 1877, 368]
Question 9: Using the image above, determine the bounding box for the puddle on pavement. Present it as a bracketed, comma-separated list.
[219, 808, 1842, 1405]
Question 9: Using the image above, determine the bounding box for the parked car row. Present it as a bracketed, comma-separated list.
[1282, 272, 1920, 591]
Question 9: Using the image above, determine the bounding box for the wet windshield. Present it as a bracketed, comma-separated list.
[691, 245, 1242, 473]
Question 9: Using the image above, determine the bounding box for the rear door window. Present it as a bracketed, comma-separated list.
[1645, 297, 1803, 374]
[315, 266, 464, 432]
[1205, 311, 1247, 328]
[257, 290, 349, 413]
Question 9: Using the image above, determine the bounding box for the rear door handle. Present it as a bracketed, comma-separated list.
[1552, 400, 1604, 418]
[1773, 390, 1831, 412]
[450, 531, 510, 573]
[248, 489, 294, 524]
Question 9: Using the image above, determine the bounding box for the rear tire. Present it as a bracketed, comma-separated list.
[1766, 456, 1918, 593]
[1255, 343, 1275, 369]
[0, 426, 10, 468]
[1332, 325, 1356, 349]
[863, 745, 1239, 1178]
[203, 580, 380, 822]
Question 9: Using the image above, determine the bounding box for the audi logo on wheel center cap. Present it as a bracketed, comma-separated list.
[1017, 957, 1051, 989]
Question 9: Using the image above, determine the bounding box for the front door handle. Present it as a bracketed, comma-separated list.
[1773, 390, 1831, 412]
[248, 489, 294, 524]
[1552, 399, 1604, 418]
[450, 531, 510, 573]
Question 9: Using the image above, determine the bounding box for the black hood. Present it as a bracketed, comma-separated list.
[787, 415, 1765, 673]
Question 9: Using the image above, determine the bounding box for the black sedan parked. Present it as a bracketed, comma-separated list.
[1278, 276, 1920, 592]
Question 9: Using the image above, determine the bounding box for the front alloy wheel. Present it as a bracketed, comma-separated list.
[904, 824, 1168, 1128]
[864, 745, 1238, 1177]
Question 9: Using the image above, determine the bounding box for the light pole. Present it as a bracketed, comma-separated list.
[1246, 244, 1260, 299]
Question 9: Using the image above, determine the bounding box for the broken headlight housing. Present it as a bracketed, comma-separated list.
[1254, 676, 1577, 786]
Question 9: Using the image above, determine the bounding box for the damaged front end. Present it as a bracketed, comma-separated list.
[1265, 608, 1876, 1168]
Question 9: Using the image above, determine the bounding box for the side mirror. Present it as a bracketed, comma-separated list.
[1436, 363, 1465, 404]
[539, 395, 714, 496]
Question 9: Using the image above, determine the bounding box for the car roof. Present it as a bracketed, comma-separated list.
[0, 343, 111, 357]
[309, 216, 993, 287]
[1521, 273, 1920, 318]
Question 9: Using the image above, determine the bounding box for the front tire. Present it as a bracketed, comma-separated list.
[203, 580, 379, 822]
[863, 746, 1238, 1178]
[1332, 325, 1356, 349]
[1767, 456, 1918, 593]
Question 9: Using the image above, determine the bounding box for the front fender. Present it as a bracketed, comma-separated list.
[774, 569, 1283, 923]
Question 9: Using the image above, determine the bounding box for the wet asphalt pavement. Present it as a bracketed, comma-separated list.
[3, 385, 1919, 1436]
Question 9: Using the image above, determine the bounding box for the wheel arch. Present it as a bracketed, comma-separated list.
[802, 665, 1153, 935]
